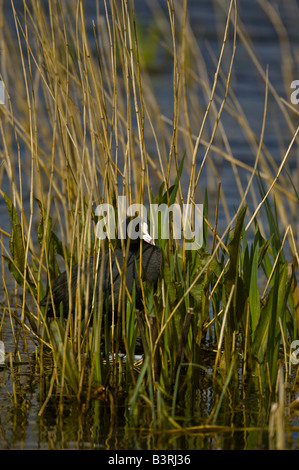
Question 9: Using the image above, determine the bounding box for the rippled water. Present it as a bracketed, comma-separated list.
[0, 341, 281, 450]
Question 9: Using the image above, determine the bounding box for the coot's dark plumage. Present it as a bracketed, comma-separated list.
[40, 218, 161, 317]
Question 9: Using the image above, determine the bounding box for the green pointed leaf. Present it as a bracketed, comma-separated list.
[250, 242, 260, 336]
[252, 288, 273, 361]
[4, 193, 25, 274]
[225, 206, 247, 285]
[3, 193, 35, 293]
[49, 320, 79, 394]
[224, 206, 248, 329]
[36, 199, 70, 280]
[190, 282, 204, 308]
[163, 261, 177, 304]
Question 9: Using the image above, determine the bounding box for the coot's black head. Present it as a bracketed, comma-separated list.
[118, 216, 155, 250]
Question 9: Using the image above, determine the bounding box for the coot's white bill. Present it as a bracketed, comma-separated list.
[141, 222, 155, 245]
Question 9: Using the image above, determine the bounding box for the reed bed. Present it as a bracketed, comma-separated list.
[0, 0, 299, 449]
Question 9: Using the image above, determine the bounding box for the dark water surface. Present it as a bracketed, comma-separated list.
[1, 0, 299, 450]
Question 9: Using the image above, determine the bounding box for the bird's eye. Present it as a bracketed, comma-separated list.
[135, 223, 139, 232]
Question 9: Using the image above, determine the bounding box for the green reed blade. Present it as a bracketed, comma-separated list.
[49, 319, 79, 394]
[249, 241, 260, 337]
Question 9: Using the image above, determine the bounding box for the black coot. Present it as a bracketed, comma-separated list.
[40, 217, 161, 316]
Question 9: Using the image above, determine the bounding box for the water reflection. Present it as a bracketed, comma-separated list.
[1, 354, 298, 450]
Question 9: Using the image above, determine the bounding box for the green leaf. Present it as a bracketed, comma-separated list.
[4, 193, 25, 271]
[49, 320, 79, 394]
[268, 262, 291, 385]
[202, 189, 208, 249]
[225, 206, 247, 286]
[163, 260, 177, 304]
[256, 174, 284, 261]
[155, 153, 185, 207]
[224, 206, 247, 328]
[258, 235, 273, 267]
[36, 199, 70, 280]
[250, 242, 260, 337]
[3, 193, 35, 293]
[190, 282, 204, 308]
[252, 289, 273, 362]
[126, 282, 137, 366]
[160, 183, 178, 206]
[252, 262, 292, 386]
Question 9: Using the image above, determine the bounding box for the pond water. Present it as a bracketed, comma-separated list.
[0, 331, 291, 450]
[1, 0, 299, 451]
